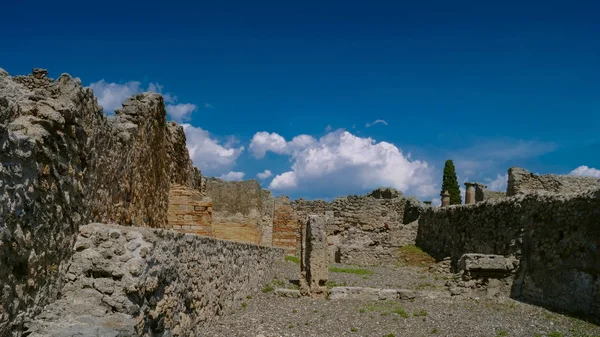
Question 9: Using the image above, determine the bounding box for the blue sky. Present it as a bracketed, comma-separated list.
[1, 0, 599, 203]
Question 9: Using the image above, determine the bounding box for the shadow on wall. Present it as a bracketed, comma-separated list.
[416, 187, 600, 324]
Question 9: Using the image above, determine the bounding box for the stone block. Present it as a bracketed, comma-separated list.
[458, 254, 514, 272]
[275, 288, 301, 298]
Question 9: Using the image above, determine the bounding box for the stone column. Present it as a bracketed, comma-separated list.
[441, 191, 450, 207]
[300, 214, 329, 298]
[464, 182, 477, 204]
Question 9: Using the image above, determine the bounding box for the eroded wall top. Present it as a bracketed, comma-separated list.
[507, 166, 599, 196]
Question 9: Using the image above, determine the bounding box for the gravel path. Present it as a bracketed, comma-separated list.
[200, 260, 600, 337]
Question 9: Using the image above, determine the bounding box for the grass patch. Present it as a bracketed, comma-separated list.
[241, 302, 247, 308]
[496, 330, 508, 337]
[432, 328, 439, 334]
[413, 309, 427, 317]
[326, 280, 347, 288]
[383, 334, 396, 337]
[261, 284, 274, 293]
[246, 295, 252, 300]
[329, 266, 374, 275]
[272, 279, 286, 287]
[361, 302, 410, 319]
[351, 327, 358, 332]
[285, 255, 300, 264]
[547, 332, 564, 337]
[391, 307, 409, 318]
[398, 245, 436, 267]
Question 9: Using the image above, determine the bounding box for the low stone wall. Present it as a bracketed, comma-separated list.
[25, 223, 284, 336]
[507, 166, 600, 196]
[416, 188, 600, 321]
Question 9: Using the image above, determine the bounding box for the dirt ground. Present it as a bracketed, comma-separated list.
[200, 258, 600, 337]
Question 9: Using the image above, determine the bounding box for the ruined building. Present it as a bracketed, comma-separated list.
[1, 68, 599, 336]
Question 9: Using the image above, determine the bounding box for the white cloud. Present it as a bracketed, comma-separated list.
[570, 165, 600, 178]
[270, 171, 298, 189]
[249, 132, 316, 159]
[485, 173, 508, 192]
[365, 119, 388, 127]
[89, 80, 196, 122]
[256, 169, 273, 180]
[182, 124, 245, 176]
[89, 80, 142, 113]
[165, 103, 197, 122]
[204, 103, 215, 109]
[256, 130, 436, 198]
[218, 171, 245, 181]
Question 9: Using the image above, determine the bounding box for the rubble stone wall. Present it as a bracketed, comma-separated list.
[507, 166, 600, 196]
[0, 68, 202, 335]
[293, 196, 424, 265]
[26, 223, 284, 336]
[416, 188, 600, 320]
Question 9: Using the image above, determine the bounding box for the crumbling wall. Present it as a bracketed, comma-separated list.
[168, 184, 213, 236]
[272, 196, 299, 254]
[0, 68, 204, 335]
[204, 178, 266, 244]
[416, 188, 600, 321]
[481, 189, 506, 201]
[1, 68, 93, 335]
[507, 166, 600, 196]
[25, 223, 284, 336]
[293, 194, 424, 265]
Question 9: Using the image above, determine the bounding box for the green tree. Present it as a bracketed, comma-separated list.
[441, 160, 462, 205]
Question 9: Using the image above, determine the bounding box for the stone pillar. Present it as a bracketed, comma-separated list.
[300, 214, 329, 298]
[464, 182, 477, 204]
[474, 183, 487, 203]
[441, 191, 450, 207]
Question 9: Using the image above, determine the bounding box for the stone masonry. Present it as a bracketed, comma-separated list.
[300, 215, 329, 298]
[416, 187, 600, 321]
[0, 68, 269, 336]
[507, 166, 600, 196]
[24, 223, 283, 336]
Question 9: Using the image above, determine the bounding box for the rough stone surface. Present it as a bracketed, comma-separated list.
[25, 223, 284, 336]
[366, 187, 402, 199]
[416, 187, 600, 321]
[328, 287, 417, 301]
[507, 166, 600, 196]
[0, 68, 203, 335]
[458, 254, 516, 272]
[300, 215, 329, 298]
[294, 194, 424, 265]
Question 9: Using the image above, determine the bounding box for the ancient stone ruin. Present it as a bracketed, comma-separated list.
[1, 68, 599, 336]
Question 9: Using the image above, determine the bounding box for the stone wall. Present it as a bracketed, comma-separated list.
[168, 184, 212, 236]
[204, 178, 268, 245]
[272, 196, 299, 254]
[293, 195, 424, 265]
[507, 166, 600, 196]
[0, 68, 203, 335]
[26, 223, 284, 336]
[416, 188, 600, 321]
